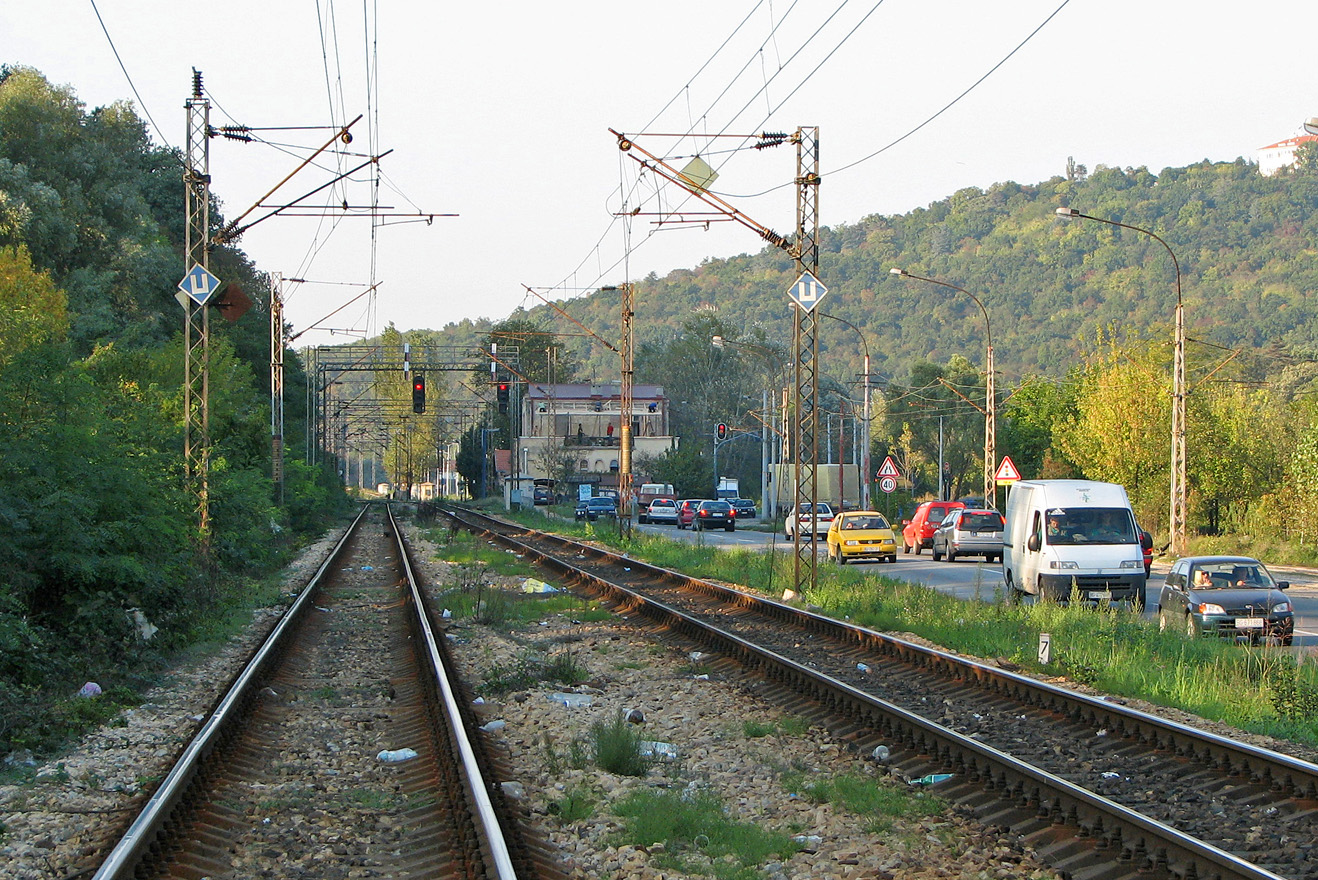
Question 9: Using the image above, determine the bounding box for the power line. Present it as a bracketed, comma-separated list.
[87, 0, 172, 150]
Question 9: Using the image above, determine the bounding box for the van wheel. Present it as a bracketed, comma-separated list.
[902, 539, 911, 554]
[946, 549, 957, 563]
[931, 545, 943, 562]
[912, 541, 922, 556]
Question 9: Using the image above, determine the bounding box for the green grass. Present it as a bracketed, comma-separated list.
[589, 711, 652, 777]
[502, 506, 1318, 747]
[610, 788, 800, 880]
[781, 769, 944, 832]
[743, 715, 810, 738]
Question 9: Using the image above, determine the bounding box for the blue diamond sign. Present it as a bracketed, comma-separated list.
[786, 270, 828, 313]
[178, 263, 221, 306]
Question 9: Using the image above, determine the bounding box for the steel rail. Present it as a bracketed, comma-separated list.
[94, 504, 524, 880]
[386, 504, 520, 879]
[459, 507, 1318, 801]
[92, 505, 371, 880]
[444, 505, 1308, 880]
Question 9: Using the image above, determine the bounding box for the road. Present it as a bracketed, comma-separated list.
[633, 519, 1318, 647]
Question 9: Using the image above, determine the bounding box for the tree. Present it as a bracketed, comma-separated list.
[0, 245, 66, 365]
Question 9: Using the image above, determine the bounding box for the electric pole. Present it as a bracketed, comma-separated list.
[791, 127, 821, 596]
[183, 70, 212, 554]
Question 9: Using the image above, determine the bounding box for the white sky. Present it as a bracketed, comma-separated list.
[4, 1, 1316, 348]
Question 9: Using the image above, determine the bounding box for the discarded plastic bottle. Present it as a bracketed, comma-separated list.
[911, 773, 954, 786]
[377, 748, 419, 762]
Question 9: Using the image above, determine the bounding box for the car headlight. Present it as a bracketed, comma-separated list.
[1050, 560, 1079, 570]
[1197, 603, 1227, 616]
[1272, 602, 1291, 614]
[844, 539, 859, 546]
[1118, 559, 1141, 569]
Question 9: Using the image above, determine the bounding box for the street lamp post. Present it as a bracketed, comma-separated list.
[1055, 207, 1185, 556]
[889, 269, 995, 508]
[818, 313, 872, 510]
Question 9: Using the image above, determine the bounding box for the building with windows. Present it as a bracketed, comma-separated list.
[1257, 133, 1318, 176]
[516, 382, 676, 494]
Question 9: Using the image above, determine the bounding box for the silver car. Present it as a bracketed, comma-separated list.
[931, 508, 1005, 562]
[642, 498, 679, 525]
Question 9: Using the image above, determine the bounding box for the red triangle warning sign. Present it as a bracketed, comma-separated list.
[994, 456, 1022, 482]
[877, 456, 900, 478]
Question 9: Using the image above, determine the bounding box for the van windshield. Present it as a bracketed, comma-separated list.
[1044, 508, 1136, 545]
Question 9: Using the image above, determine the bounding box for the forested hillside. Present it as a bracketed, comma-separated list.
[0, 66, 346, 756]
[553, 157, 1318, 384]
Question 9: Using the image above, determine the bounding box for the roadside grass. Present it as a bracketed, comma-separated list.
[499, 506, 1318, 746]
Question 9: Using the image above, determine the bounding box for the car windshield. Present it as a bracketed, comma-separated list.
[841, 515, 889, 530]
[588, 498, 615, 508]
[960, 511, 1003, 530]
[702, 501, 731, 512]
[650, 500, 674, 508]
[1189, 561, 1277, 590]
[1044, 507, 1136, 545]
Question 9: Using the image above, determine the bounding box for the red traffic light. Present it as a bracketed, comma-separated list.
[716, 423, 728, 441]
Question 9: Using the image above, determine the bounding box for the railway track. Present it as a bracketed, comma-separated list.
[444, 504, 1318, 880]
[91, 504, 562, 880]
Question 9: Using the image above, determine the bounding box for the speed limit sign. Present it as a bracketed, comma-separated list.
[879, 476, 897, 494]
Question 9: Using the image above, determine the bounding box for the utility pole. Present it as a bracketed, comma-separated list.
[270, 272, 285, 505]
[791, 127, 822, 596]
[183, 70, 212, 554]
[618, 283, 635, 536]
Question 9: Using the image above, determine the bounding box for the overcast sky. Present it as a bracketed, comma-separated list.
[5, 1, 1316, 347]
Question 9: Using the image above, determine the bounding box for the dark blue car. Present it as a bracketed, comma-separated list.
[575, 497, 618, 521]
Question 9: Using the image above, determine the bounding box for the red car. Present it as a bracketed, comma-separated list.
[901, 500, 965, 555]
[676, 499, 706, 530]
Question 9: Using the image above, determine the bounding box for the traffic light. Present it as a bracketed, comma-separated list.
[411, 373, 425, 413]
[716, 422, 728, 441]
[496, 382, 510, 414]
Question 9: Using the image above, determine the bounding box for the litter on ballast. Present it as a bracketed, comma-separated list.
[480, 720, 507, 733]
[547, 693, 593, 708]
[521, 578, 559, 594]
[639, 740, 679, 761]
[377, 748, 418, 763]
[76, 682, 102, 698]
[871, 745, 891, 763]
[910, 773, 954, 786]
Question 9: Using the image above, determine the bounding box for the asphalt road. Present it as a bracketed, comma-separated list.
[633, 518, 1318, 647]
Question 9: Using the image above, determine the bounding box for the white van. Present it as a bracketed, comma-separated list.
[1002, 480, 1147, 608]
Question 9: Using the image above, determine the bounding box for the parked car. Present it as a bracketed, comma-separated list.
[575, 496, 618, 521]
[693, 499, 736, 531]
[676, 499, 706, 530]
[825, 511, 897, 564]
[901, 500, 966, 555]
[931, 508, 1005, 563]
[784, 502, 834, 539]
[642, 498, 679, 525]
[1157, 556, 1293, 645]
[732, 498, 757, 520]
[533, 486, 553, 505]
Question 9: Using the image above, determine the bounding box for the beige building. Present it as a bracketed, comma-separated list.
[516, 382, 676, 494]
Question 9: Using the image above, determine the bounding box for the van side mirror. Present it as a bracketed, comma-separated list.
[1026, 534, 1041, 552]
[1277, 581, 1290, 590]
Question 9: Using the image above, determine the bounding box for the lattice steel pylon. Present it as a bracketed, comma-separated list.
[791, 127, 821, 596]
[619, 283, 635, 535]
[270, 272, 285, 506]
[184, 70, 212, 551]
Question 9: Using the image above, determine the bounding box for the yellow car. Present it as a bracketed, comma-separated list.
[826, 511, 898, 565]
